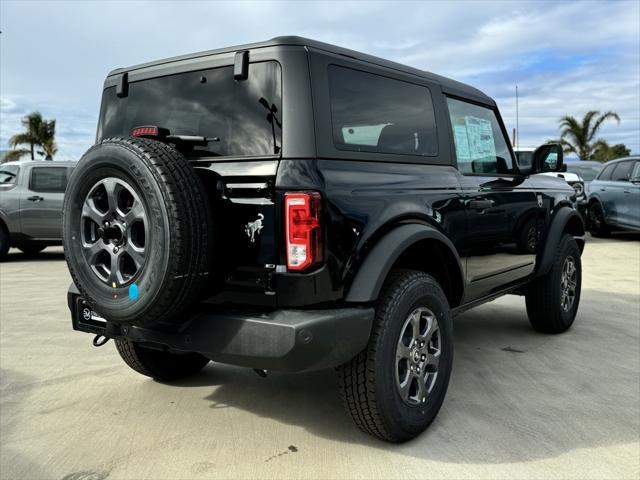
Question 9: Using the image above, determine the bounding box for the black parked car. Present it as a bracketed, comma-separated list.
[64, 37, 585, 442]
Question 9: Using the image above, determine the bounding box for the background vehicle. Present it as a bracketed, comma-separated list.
[64, 37, 584, 442]
[0, 160, 76, 260]
[516, 148, 587, 215]
[564, 160, 603, 187]
[587, 156, 640, 236]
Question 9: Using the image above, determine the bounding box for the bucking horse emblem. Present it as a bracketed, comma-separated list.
[245, 213, 264, 243]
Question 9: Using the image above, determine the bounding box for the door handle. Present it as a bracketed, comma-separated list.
[27, 195, 44, 202]
[468, 199, 493, 210]
[624, 190, 631, 194]
[600, 188, 606, 192]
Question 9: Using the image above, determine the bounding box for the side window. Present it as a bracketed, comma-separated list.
[631, 161, 640, 180]
[598, 163, 615, 181]
[0, 165, 19, 185]
[328, 65, 438, 157]
[30, 167, 68, 193]
[611, 161, 633, 182]
[446, 97, 514, 175]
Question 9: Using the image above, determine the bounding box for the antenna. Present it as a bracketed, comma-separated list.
[515, 85, 519, 149]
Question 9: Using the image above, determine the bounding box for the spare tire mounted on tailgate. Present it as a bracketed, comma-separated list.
[63, 137, 211, 326]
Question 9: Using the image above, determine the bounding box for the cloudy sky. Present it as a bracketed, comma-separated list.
[1, 0, 639, 160]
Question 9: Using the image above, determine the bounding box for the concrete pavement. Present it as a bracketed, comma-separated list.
[1, 234, 639, 479]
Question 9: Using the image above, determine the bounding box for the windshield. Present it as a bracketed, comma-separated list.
[98, 61, 282, 158]
[0, 165, 19, 184]
[566, 163, 602, 181]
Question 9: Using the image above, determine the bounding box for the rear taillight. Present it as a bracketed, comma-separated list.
[285, 192, 322, 272]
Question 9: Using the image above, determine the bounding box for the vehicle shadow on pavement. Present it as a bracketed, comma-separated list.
[587, 231, 640, 243]
[0, 369, 52, 479]
[167, 288, 640, 464]
[3, 249, 66, 263]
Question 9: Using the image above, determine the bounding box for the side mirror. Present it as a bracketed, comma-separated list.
[532, 143, 564, 174]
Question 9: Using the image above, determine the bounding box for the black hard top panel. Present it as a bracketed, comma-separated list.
[107, 36, 494, 105]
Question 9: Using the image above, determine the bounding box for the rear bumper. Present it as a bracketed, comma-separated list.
[68, 286, 374, 373]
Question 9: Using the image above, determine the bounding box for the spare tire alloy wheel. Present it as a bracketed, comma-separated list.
[63, 137, 211, 327]
[82, 178, 147, 287]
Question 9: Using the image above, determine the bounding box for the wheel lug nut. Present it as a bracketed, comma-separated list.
[410, 366, 414, 371]
[421, 355, 426, 361]
[420, 342, 425, 347]
[114, 247, 119, 253]
[422, 397, 426, 403]
[416, 367, 420, 373]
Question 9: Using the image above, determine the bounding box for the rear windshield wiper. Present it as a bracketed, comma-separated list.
[131, 126, 221, 155]
[166, 134, 220, 147]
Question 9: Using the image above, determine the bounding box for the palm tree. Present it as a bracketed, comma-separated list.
[36, 119, 57, 160]
[557, 110, 620, 160]
[5, 112, 57, 162]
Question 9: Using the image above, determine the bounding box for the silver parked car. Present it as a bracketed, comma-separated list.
[587, 156, 640, 236]
[0, 160, 76, 259]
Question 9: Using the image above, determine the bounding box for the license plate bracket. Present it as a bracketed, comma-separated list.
[74, 297, 107, 334]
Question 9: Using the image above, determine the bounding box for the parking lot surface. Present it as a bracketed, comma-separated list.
[1, 234, 639, 480]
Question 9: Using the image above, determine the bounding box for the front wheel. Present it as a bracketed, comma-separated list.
[588, 201, 610, 237]
[525, 234, 582, 333]
[338, 270, 454, 442]
[115, 339, 210, 381]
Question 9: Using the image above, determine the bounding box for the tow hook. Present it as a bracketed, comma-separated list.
[93, 335, 110, 347]
[253, 369, 268, 378]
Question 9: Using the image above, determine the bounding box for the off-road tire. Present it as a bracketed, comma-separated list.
[115, 339, 210, 381]
[588, 201, 610, 238]
[63, 137, 211, 326]
[0, 223, 9, 261]
[18, 244, 46, 256]
[337, 270, 454, 442]
[525, 234, 581, 333]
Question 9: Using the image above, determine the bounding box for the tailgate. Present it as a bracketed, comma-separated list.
[197, 160, 279, 306]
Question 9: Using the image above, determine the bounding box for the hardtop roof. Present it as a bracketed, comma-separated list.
[107, 36, 493, 105]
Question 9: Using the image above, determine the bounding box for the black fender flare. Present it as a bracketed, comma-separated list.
[535, 207, 585, 277]
[345, 223, 464, 303]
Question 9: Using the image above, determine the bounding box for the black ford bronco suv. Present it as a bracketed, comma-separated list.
[64, 37, 584, 442]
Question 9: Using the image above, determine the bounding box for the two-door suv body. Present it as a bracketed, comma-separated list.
[64, 37, 585, 442]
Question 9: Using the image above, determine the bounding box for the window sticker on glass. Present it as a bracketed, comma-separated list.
[464, 116, 496, 160]
[453, 125, 471, 161]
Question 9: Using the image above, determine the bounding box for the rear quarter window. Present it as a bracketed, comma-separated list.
[328, 65, 438, 157]
[30, 167, 68, 193]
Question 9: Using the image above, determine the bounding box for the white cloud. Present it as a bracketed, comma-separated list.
[1, 0, 638, 159]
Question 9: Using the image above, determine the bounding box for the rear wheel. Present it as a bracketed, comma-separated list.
[525, 234, 581, 333]
[115, 339, 210, 381]
[338, 270, 453, 442]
